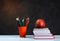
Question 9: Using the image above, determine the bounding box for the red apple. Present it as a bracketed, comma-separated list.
[35, 19, 46, 28]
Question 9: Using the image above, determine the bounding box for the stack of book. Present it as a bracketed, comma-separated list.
[33, 28, 54, 39]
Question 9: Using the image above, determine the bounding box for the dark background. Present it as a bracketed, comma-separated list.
[0, 0, 60, 35]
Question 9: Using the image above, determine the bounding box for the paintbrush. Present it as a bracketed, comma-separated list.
[16, 17, 22, 26]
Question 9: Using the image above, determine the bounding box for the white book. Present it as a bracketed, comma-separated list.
[34, 35, 54, 39]
[34, 34, 53, 36]
[33, 28, 51, 35]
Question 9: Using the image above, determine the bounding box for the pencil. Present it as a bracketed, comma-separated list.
[26, 17, 29, 26]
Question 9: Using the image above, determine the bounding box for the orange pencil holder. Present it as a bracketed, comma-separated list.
[18, 26, 27, 37]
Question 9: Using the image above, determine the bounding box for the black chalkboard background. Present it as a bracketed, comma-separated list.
[0, 0, 60, 35]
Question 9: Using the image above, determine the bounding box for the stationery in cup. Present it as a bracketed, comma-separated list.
[16, 17, 29, 37]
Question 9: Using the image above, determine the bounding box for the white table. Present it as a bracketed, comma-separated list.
[0, 35, 60, 41]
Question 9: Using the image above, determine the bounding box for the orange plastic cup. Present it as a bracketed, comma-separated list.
[18, 26, 27, 37]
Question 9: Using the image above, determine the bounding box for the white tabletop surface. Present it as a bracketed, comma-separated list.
[0, 35, 60, 41]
